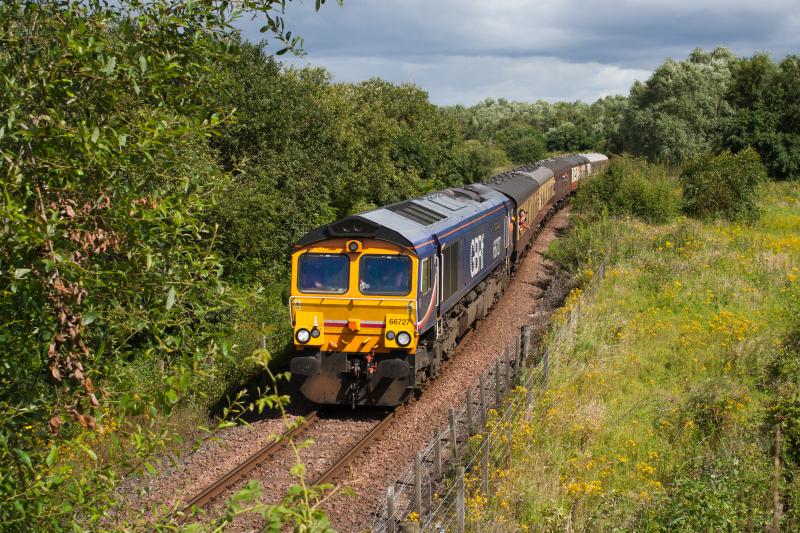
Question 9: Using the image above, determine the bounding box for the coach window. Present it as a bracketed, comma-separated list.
[298, 253, 349, 294]
[359, 255, 412, 295]
[421, 257, 431, 294]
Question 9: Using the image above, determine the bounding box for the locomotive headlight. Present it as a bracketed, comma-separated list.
[295, 328, 311, 344]
[396, 331, 412, 347]
[386, 331, 396, 341]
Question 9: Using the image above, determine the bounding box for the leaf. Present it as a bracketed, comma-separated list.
[102, 56, 117, 75]
[46, 446, 58, 468]
[118, 134, 127, 148]
[14, 268, 31, 279]
[144, 462, 157, 475]
[138, 54, 147, 74]
[166, 389, 178, 404]
[166, 287, 176, 310]
[81, 312, 98, 326]
[80, 444, 97, 462]
[91, 126, 100, 143]
[14, 448, 32, 469]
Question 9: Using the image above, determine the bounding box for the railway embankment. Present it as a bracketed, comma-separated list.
[468, 180, 800, 530]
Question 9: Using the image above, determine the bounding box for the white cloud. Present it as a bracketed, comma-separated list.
[238, 0, 800, 104]
[284, 54, 650, 105]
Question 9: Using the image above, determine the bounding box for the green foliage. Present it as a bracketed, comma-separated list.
[0, 0, 336, 528]
[724, 54, 800, 180]
[493, 122, 547, 164]
[640, 453, 771, 531]
[620, 47, 800, 179]
[621, 47, 737, 164]
[444, 95, 628, 159]
[545, 121, 593, 153]
[680, 148, 767, 222]
[573, 157, 680, 224]
[455, 139, 510, 182]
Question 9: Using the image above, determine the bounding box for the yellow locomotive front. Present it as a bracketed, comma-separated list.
[289, 237, 420, 406]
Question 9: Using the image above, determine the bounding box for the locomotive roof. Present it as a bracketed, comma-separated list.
[295, 183, 509, 253]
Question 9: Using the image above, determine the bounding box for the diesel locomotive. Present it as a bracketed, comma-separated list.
[289, 153, 609, 406]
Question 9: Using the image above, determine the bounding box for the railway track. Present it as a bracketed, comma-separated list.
[181, 405, 403, 525]
[181, 410, 320, 513]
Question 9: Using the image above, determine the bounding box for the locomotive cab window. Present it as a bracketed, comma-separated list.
[359, 255, 412, 295]
[298, 253, 349, 294]
[421, 257, 432, 294]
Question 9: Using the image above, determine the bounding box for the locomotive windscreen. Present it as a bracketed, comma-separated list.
[358, 255, 412, 295]
[298, 253, 349, 294]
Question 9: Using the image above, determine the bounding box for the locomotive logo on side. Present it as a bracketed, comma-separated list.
[469, 234, 484, 278]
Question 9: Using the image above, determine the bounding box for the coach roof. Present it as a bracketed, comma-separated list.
[484, 164, 553, 205]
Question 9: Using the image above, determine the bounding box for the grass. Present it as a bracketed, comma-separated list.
[471, 181, 800, 531]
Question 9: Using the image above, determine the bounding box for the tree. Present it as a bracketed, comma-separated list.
[724, 54, 800, 180]
[620, 47, 738, 164]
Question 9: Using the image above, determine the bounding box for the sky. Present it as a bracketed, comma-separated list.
[237, 0, 800, 106]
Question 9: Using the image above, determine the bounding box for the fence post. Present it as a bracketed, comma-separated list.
[481, 431, 489, 495]
[479, 374, 487, 427]
[466, 389, 473, 437]
[449, 408, 458, 465]
[521, 327, 530, 368]
[506, 425, 513, 465]
[434, 430, 442, 479]
[456, 466, 465, 533]
[387, 485, 396, 533]
[495, 359, 502, 408]
[506, 345, 514, 386]
[542, 348, 549, 387]
[518, 329, 526, 370]
[414, 453, 422, 520]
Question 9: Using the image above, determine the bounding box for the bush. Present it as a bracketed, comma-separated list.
[573, 156, 680, 223]
[680, 148, 767, 222]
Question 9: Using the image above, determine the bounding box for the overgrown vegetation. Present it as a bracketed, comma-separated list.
[476, 179, 800, 530]
[573, 157, 680, 224]
[681, 148, 768, 223]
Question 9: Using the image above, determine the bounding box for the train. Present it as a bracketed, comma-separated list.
[289, 153, 609, 407]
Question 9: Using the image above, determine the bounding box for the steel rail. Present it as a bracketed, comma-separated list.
[181, 410, 319, 513]
[312, 406, 403, 486]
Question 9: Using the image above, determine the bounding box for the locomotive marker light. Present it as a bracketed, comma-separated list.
[295, 328, 311, 344]
[310, 327, 321, 338]
[396, 331, 412, 347]
[346, 240, 362, 253]
[386, 331, 396, 340]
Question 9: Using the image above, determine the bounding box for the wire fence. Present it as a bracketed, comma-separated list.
[365, 259, 608, 533]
